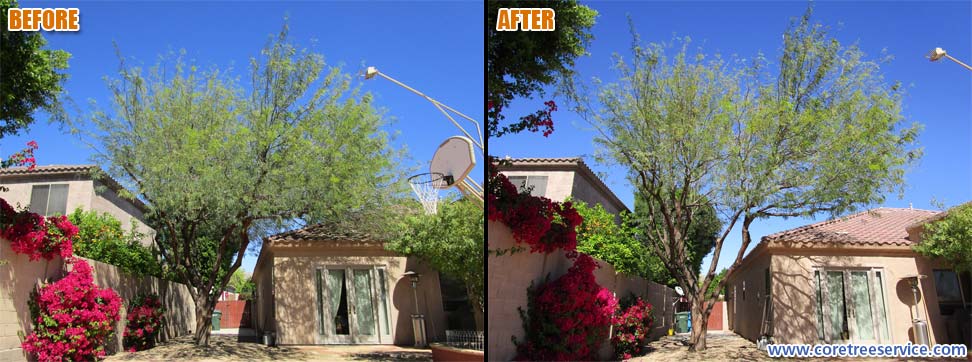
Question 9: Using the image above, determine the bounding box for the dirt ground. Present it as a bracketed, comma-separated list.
[630, 332, 966, 362]
[102, 335, 432, 362]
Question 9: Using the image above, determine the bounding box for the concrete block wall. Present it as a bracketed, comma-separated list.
[0, 238, 196, 361]
[488, 221, 677, 361]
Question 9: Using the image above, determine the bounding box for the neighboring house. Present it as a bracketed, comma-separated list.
[0, 165, 155, 245]
[251, 222, 453, 346]
[495, 157, 629, 214]
[726, 207, 971, 348]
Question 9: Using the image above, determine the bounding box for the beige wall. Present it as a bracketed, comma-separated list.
[81, 257, 196, 353]
[571, 173, 626, 215]
[499, 169, 627, 215]
[488, 221, 676, 361]
[253, 245, 447, 346]
[252, 249, 275, 335]
[0, 175, 154, 246]
[728, 246, 954, 346]
[0, 236, 65, 361]
[772, 250, 948, 345]
[499, 170, 575, 202]
[726, 248, 771, 342]
[0, 241, 195, 361]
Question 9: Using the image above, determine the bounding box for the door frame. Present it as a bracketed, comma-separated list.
[813, 267, 892, 344]
[316, 264, 393, 344]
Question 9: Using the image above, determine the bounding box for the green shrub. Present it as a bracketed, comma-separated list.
[68, 208, 162, 277]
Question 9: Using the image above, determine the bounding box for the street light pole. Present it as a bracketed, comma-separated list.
[928, 47, 972, 71]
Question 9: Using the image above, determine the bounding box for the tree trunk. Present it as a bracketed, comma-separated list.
[193, 294, 217, 346]
[688, 298, 711, 352]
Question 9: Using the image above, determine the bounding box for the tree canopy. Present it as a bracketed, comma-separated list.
[568, 8, 921, 350]
[84, 25, 403, 345]
[915, 203, 972, 274]
[0, 0, 70, 137]
[388, 199, 484, 328]
[487, 0, 597, 138]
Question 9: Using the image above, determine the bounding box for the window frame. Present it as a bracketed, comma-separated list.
[29, 183, 69, 216]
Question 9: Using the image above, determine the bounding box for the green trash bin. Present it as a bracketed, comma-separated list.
[675, 312, 690, 333]
[212, 310, 222, 331]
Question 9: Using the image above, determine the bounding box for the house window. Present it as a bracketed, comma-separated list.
[506, 175, 548, 197]
[933, 270, 963, 303]
[29, 184, 69, 216]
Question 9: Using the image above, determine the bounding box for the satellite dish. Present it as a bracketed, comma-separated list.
[675, 286, 684, 296]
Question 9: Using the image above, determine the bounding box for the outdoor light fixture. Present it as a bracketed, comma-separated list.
[928, 47, 972, 71]
[901, 274, 931, 346]
[404, 270, 427, 348]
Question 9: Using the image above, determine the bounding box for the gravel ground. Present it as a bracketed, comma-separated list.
[101, 335, 432, 361]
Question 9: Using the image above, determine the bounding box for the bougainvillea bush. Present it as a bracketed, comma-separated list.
[487, 162, 583, 253]
[0, 198, 75, 261]
[22, 260, 122, 361]
[124, 293, 165, 352]
[612, 296, 655, 360]
[513, 253, 618, 361]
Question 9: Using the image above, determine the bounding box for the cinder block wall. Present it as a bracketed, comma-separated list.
[487, 221, 677, 361]
[0, 240, 196, 361]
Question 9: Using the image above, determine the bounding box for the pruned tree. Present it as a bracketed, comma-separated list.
[84, 25, 403, 346]
[568, 9, 921, 350]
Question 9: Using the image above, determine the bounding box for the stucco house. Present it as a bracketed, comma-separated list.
[494, 157, 629, 214]
[0, 165, 154, 245]
[726, 207, 971, 348]
[251, 222, 473, 346]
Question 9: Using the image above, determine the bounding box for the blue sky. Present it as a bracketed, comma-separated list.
[3, 1, 484, 274]
[490, 1, 972, 273]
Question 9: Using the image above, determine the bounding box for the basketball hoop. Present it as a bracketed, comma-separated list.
[408, 172, 451, 215]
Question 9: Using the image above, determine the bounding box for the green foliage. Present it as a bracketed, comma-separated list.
[915, 204, 972, 274]
[486, 0, 597, 137]
[82, 23, 403, 344]
[568, 6, 920, 349]
[572, 199, 650, 278]
[388, 199, 484, 312]
[708, 268, 728, 298]
[0, 0, 70, 137]
[228, 269, 255, 300]
[68, 208, 162, 277]
[630, 194, 722, 288]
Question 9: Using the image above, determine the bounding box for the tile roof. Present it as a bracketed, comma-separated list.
[0, 164, 97, 175]
[498, 157, 584, 164]
[267, 221, 379, 243]
[763, 207, 940, 247]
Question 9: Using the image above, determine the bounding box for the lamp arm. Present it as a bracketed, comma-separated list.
[944, 54, 972, 71]
[373, 71, 485, 152]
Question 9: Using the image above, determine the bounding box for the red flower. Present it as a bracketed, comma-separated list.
[514, 253, 618, 361]
[21, 260, 121, 361]
[487, 165, 582, 254]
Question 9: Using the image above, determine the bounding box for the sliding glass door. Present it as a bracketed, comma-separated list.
[814, 268, 891, 344]
[318, 266, 392, 344]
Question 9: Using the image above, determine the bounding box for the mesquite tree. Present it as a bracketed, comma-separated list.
[569, 9, 921, 350]
[85, 26, 402, 345]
